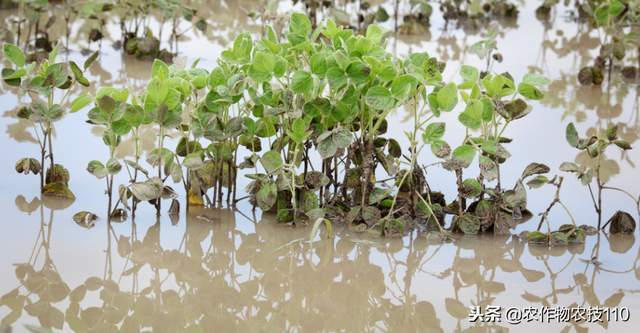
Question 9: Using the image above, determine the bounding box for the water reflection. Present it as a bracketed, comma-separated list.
[1, 198, 639, 332]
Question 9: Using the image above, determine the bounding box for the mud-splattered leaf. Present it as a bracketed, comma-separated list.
[304, 171, 330, 191]
[299, 189, 319, 212]
[613, 140, 632, 150]
[260, 150, 284, 175]
[457, 214, 480, 234]
[363, 206, 381, 226]
[369, 187, 391, 205]
[131, 177, 163, 201]
[479, 155, 498, 181]
[15, 158, 41, 175]
[257, 182, 277, 211]
[42, 182, 75, 199]
[430, 140, 451, 159]
[462, 179, 482, 198]
[452, 145, 476, 167]
[521, 162, 550, 179]
[608, 211, 636, 234]
[183, 153, 205, 170]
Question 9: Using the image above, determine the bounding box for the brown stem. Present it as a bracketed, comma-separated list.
[455, 169, 464, 218]
[47, 122, 55, 183]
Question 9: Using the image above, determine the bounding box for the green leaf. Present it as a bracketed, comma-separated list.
[292, 117, 306, 138]
[580, 168, 595, 185]
[326, 67, 348, 89]
[125, 160, 149, 177]
[522, 73, 552, 86]
[106, 158, 122, 175]
[369, 187, 391, 205]
[458, 99, 483, 130]
[29, 101, 63, 123]
[366, 24, 388, 45]
[606, 125, 618, 141]
[151, 59, 170, 80]
[526, 175, 548, 189]
[365, 86, 395, 110]
[594, 3, 610, 22]
[257, 182, 277, 210]
[3, 43, 25, 68]
[436, 82, 458, 112]
[83, 50, 99, 71]
[518, 82, 544, 100]
[252, 52, 276, 73]
[290, 12, 312, 38]
[147, 77, 168, 103]
[613, 140, 632, 150]
[87, 160, 107, 179]
[291, 71, 313, 93]
[451, 145, 476, 168]
[310, 53, 331, 77]
[317, 138, 337, 159]
[131, 177, 163, 201]
[480, 97, 493, 122]
[609, 1, 625, 17]
[459, 65, 479, 83]
[462, 178, 482, 198]
[479, 155, 498, 181]
[183, 153, 205, 170]
[390, 75, 418, 102]
[559, 162, 580, 173]
[346, 62, 370, 84]
[233, 32, 253, 60]
[481, 140, 511, 159]
[303, 97, 331, 118]
[430, 140, 451, 158]
[98, 94, 117, 113]
[1, 68, 26, 80]
[457, 214, 481, 234]
[566, 123, 579, 148]
[260, 150, 283, 175]
[423, 122, 445, 143]
[146, 148, 173, 167]
[388, 138, 401, 158]
[69, 94, 93, 113]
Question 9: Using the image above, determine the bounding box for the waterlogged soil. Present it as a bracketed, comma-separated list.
[1, 1, 640, 332]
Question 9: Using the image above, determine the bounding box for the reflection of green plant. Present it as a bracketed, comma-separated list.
[469, 22, 501, 74]
[3, 42, 99, 198]
[561, 122, 634, 229]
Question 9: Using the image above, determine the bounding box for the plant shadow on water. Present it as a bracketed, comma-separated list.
[0, 196, 639, 332]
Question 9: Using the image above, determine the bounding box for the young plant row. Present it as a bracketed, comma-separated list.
[538, 1, 640, 84]
[5, 12, 634, 240]
[6, 0, 208, 60]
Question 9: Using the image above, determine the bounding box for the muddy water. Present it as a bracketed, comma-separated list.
[1, 1, 640, 332]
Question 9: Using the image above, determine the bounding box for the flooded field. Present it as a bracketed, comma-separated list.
[1, 0, 640, 332]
